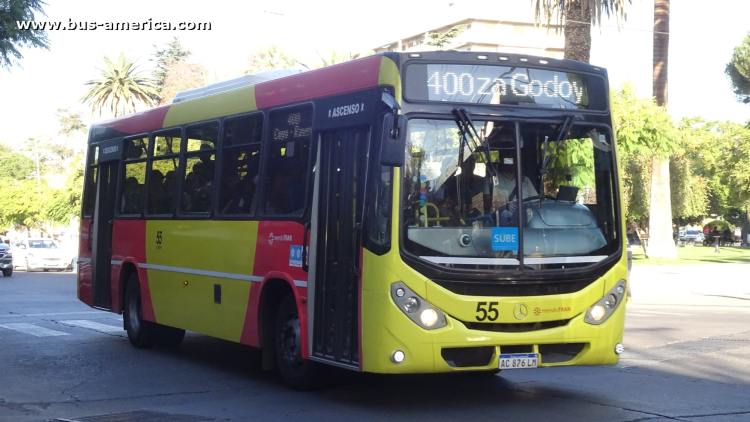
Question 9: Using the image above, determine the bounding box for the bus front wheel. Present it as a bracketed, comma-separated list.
[275, 293, 319, 390]
[124, 273, 158, 348]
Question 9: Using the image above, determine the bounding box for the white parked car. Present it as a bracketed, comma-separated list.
[13, 238, 73, 272]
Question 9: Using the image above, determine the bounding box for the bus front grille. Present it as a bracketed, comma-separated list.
[462, 318, 571, 333]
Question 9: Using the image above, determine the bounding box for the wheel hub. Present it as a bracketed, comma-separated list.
[281, 316, 302, 367]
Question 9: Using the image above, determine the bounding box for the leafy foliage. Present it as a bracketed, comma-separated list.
[725, 32, 750, 105]
[158, 60, 209, 106]
[151, 37, 191, 100]
[426, 25, 466, 50]
[0, 142, 34, 179]
[532, 0, 630, 28]
[0, 0, 49, 69]
[81, 53, 157, 117]
[243, 45, 296, 75]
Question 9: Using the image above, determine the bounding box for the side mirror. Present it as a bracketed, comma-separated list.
[19, 244, 26, 249]
[380, 113, 407, 167]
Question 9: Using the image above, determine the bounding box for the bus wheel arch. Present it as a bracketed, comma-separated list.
[259, 278, 295, 371]
[118, 262, 139, 316]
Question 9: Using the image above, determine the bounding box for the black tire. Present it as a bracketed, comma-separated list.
[275, 293, 319, 390]
[43, 269, 49, 272]
[123, 273, 158, 348]
[155, 325, 185, 349]
[2, 268, 11, 277]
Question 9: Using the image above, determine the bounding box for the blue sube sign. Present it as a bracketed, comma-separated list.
[289, 245, 303, 268]
[491, 227, 519, 251]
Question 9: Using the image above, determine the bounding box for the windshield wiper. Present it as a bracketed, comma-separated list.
[453, 109, 499, 182]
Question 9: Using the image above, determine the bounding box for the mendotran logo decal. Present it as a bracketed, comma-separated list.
[268, 232, 292, 245]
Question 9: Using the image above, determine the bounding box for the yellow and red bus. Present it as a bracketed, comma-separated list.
[79, 51, 626, 388]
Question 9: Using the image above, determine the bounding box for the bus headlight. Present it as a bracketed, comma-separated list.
[391, 282, 447, 330]
[584, 280, 626, 325]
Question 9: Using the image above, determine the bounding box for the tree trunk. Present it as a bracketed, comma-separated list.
[653, 0, 670, 105]
[647, 158, 676, 258]
[563, 0, 591, 63]
[647, 0, 676, 259]
[742, 208, 750, 246]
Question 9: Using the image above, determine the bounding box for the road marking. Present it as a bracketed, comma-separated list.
[0, 323, 69, 337]
[59, 320, 122, 333]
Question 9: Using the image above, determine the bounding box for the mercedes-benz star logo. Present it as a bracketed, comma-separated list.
[268, 232, 274, 245]
[513, 303, 528, 321]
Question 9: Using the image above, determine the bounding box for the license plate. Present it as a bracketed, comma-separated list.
[498, 353, 539, 369]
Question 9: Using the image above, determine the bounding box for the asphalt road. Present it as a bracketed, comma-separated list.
[0, 265, 749, 422]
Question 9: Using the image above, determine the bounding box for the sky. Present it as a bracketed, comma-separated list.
[1, 0, 748, 145]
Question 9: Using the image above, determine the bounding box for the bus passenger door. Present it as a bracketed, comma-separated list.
[91, 160, 119, 310]
[310, 126, 369, 369]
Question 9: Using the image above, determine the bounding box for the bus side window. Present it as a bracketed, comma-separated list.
[181, 122, 219, 214]
[219, 114, 263, 215]
[148, 128, 182, 215]
[120, 162, 146, 215]
[264, 105, 312, 215]
[119, 137, 149, 216]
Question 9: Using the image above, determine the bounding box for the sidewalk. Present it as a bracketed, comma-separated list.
[630, 262, 750, 306]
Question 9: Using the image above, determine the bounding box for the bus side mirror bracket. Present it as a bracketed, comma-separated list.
[380, 92, 406, 167]
[380, 113, 406, 167]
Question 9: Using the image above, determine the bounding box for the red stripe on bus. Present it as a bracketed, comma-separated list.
[99, 106, 171, 135]
[239, 283, 261, 347]
[255, 56, 382, 110]
[77, 217, 93, 307]
[110, 220, 152, 319]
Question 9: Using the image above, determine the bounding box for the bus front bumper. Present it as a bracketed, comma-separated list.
[360, 288, 626, 374]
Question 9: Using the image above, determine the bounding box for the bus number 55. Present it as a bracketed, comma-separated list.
[475, 301, 499, 321]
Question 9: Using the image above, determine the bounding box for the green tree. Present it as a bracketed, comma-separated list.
[726, 32, 750, 105]
[243, 45, 296, 75]
[532, 0, 630, 63]
[310, 50, 353, 69]
[55, 108, 87, 138]
[0, 0, 49, 69]
[158, 60, 209, 106]
[426, 25, 466, 50]
[81, 53, 157, 117]
[151, 37, 191, 101]
[0, 142, 34, 179]
[611, 83, 682, 225]
[0, 179, 44, 229]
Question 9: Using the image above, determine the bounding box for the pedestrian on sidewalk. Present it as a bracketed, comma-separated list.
[712, 226, 721, 253]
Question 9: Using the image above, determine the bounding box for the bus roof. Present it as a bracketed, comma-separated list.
[87, 51, 607, 144]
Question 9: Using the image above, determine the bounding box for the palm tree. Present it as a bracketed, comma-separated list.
[532, 0, 631, 63]
[81, 53, 157, 117]
[646, 0, 676, 258]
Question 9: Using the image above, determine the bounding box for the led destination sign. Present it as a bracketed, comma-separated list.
[405, 63, 607, 110]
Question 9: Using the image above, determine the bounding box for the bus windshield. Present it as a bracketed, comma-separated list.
[402, 118, 619, 270]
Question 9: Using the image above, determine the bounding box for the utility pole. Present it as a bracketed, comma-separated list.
[30, 136, 40, 185]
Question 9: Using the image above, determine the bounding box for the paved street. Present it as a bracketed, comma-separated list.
[0, 265, 749, 422]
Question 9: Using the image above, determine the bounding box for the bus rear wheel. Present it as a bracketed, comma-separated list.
[275, 293, 319, 390]
[123, 273, 158, 348]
